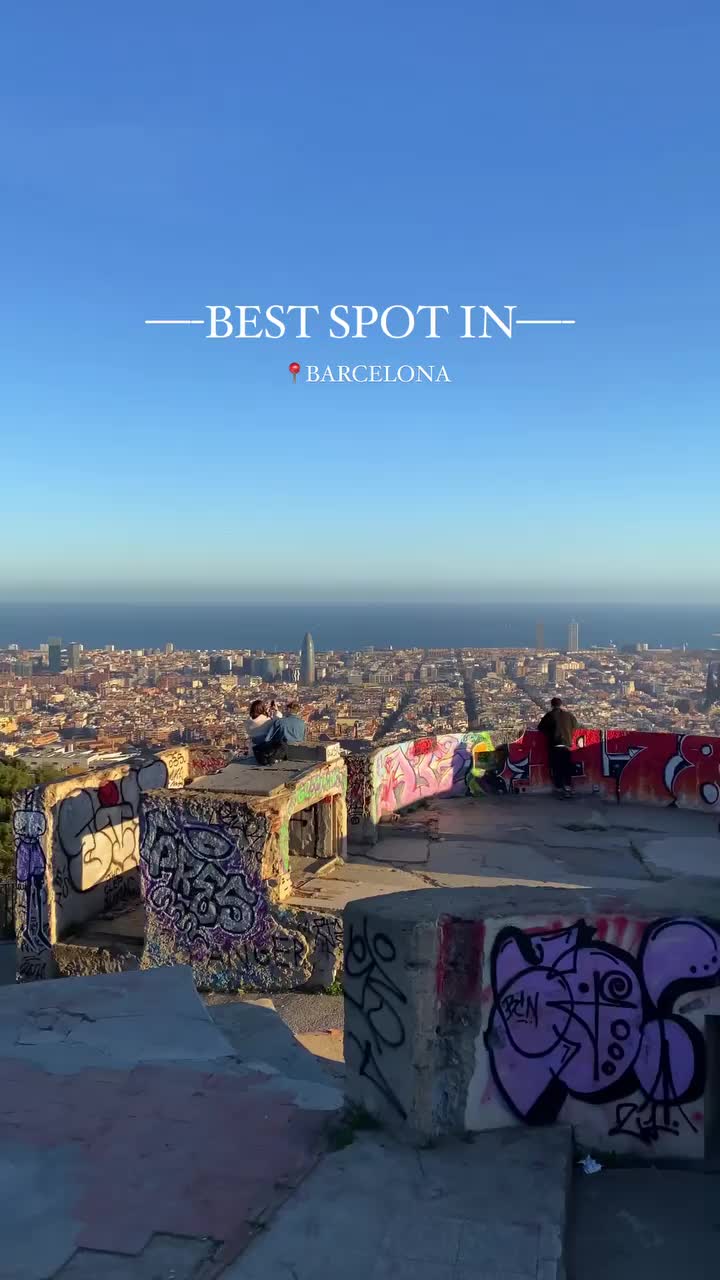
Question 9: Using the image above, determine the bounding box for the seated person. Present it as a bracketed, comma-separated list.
[243, 700, 270, 753]
[280, 701, 307, 744]
[252, 701, 307, 765]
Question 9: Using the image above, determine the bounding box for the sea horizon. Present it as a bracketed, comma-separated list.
[1, 601, 718, 653]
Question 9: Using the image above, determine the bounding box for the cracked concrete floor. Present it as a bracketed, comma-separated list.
[289, 794, 715, 918]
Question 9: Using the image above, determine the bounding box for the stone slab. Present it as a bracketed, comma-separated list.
[0, 966, 234, 1071]
[639, 835, 720, 880]
[189, 761, 304, 795]
[221, 1125, 572, 1280]
[54, 1234, 217, 1279]
[0, 972, 338, 1280]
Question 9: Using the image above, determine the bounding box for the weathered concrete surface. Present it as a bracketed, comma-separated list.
[14, 749, 189, 984]
[140, 787, 344, 993]
[0, 968, 337, 1280]
[204, 994, 344, 1112]
[222, 1125, 572, 1280]
[638, 835, 720, 880]
[569, 1168, 720, 1280]
[190, 760, 310, 796]
[343, 881, 720, 1159]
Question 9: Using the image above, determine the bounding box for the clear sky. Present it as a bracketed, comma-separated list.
[2, 2, 718, 604]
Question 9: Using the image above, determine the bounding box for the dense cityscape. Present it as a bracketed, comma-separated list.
[1, 620, 719, 772]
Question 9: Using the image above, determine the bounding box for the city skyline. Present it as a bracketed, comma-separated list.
[2, 4, 719, 604]
[2, 633, 718, 772]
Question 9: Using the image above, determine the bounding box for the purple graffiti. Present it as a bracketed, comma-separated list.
[13, 795, 50, 955]
[486, 917, 720, 1144]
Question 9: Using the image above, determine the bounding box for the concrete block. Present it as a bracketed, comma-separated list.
[343, 881, 720, 1161]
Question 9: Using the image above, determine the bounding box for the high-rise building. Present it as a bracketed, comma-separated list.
[210, 655, 233, 676]
[300, 632, 316, 685]
[68, 642, 83, 671]
[164, 642, 174, 655]
[48, 637, 63, 674]
[535, 620, 544, 650]
[705, 660, 720, 710]
[567, 619, 580, 653]
[252, 656, 282, 679]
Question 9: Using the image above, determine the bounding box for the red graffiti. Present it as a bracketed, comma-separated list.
[189, 753, 227, 779]
[501, 729, 720, 812]
[97, 780, 120, 808]
[436, 918, 485, 1004]
[411, 737, 439, 758]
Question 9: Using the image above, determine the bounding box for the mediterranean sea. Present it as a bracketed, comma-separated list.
[0, 602, 718, 653]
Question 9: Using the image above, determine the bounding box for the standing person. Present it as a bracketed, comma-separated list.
[537, 697, 578, 797]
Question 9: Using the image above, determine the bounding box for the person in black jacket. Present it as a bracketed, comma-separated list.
[537, 697, 578, 795]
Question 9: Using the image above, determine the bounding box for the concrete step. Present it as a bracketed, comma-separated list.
[220, 1124, 573, 1279]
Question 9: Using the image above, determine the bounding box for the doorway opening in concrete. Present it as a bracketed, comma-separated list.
[289, 796, 344, 862]
[704, 1016, 720, 1159]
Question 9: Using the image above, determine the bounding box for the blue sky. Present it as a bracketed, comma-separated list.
[2, 2, 718, 603]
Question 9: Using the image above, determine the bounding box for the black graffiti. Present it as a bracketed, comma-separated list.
[143, 802, 269, 954]
[17, 958, 48, 982]
[344, 917, 408, 1118]
[601, 733, 646, 801]
[346, 755, 372, 825]
[164, 749, 188, 789]
[57, 759, 170, 892]
[500, 988, 539, 1027]
[237, 931, 306, 972]
[609, 1099, 695, 1146]
[486, 916, 720, 1143]
[305, 914, 342, 956]
[103, 870, 140, 913]
[52, 863, 71, 903]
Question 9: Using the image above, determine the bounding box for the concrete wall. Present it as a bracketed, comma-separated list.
[344, 884, 720, 1160]
[344, 727, 720, 847]
[14, 748, 192, 982]
[348, 731, 494, 843]
[501, 728, 720, 811]
[140, 786, 343, 992]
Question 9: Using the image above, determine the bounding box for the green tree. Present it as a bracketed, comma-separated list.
[0, 759, 69, 879]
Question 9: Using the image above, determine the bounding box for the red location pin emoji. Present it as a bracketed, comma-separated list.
[289, 361, 301, 385]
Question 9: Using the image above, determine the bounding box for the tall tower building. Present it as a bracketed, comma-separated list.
[567, 619, 580, 653]
[48, 637, 63, 674]
[705, 660, 720, 710]
[300, 632, 316, 685]
[68, 642, 82, 671]
[535, 620, 545, 651]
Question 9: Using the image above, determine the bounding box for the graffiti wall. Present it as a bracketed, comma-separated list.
[14, 788, 51, 983]
[500, 729, 720, 811]
[14, 748, 190, 982]
[468, 912, 720, 1156]
[344, 913, 410, 1120]
[140, 788, 343, 991]
[371, 731, 495, 823]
